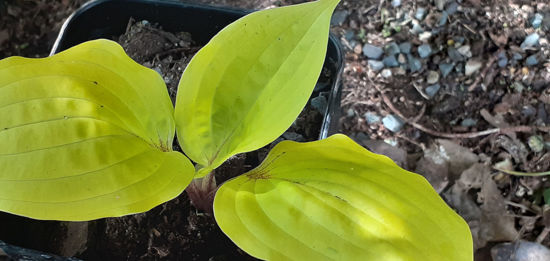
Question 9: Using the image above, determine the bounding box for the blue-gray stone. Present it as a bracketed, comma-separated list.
[415, 7, 427, 20]
[512, 52, 523, 60]
[521, 33, 540, 49]
[311, 95, 327, 114]
[425, 84, 441, 98]
[382, 115, 404, 132]
[460, 118, 477, 127]
[383, 55, 399, 67]
[531, 13, 544, 29]
[344, 30, 355, 41]
[408, 55, 422, 72]
[497, 51, 508, 68]
[445, 1, 459, 15]
[385, 42, 401, 55]
[448, 47, 464, 62]
[439, 11, 449, 26]
[526, 55, 539, 66]
[399, 42, 412, 54]
[439, 63, 454, 77]
[368, 60, 385, 71]
[454, 36, 465, 44]
[498, 57, 508, 68]
[381, 69, 392, 78]
[364, 112, 381, 124]
[417, 44, 432, 58]
[363, 44, 384, 59]
[521, 105, 537, 117]
[391, 0, 401, 7]
[411, 23, 424, 34]
[331, 10, 349, 26]
[314, 82, 329, 92]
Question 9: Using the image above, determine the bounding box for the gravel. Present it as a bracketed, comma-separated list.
[465, 59, 482, 76]
[363, 44, 384, 59]
[418, 44, 432, 58]
[383, 55, 399, 67]
[521, 33, 540, 49]
[382, 114, 404, 132]
[368, 60, 385, 71]
[439, 63, 454, 77]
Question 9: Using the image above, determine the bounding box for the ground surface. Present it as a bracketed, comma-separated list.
[1, 0, 550, 260]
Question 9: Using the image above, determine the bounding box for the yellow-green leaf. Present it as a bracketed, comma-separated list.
[0, 39, 194, 221]
[214, 134, 473, 261]
[175, 0, 340, 177]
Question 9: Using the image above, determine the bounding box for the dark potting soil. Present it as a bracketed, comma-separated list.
[77, 20, 329, 260]
[0, 18, 330, 260]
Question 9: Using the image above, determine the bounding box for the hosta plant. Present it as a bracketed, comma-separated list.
[0, 0, 473, 260]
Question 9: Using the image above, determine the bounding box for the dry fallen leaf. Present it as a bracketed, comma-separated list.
[444, 164, 519, 250]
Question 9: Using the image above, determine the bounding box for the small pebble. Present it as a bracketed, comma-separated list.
[330, 10, 349, 26]
[310, 95, 327, 114]
[528, 135, 544, 152]
[497, 51, 508, 68]
[465, 59, 482, 76]
[521, 33, 540, 49]
[512, 81, 525, 93]
[439, 11, 449, 26]
[399, 42, 412, 54]
[425, 84, 441, 98]
[417, 44, 432, 58]
[435, 0, 446, 10]
[344, 30, 355, 41]
[531, 13, 543, 29]
[381, 69, 392, 78]
[382, 114, 404, 132]
[397, 53, 407, 64]
[383, 55, 399, 67]
[364, 112, 381, 124]
[512, 52, 523, 60]
[346, 108, 355, 117]
[457, 45, 472, 58]
[419, 31, 432, 42]
[408, 55, 422, 72]
[415, 7, 427, 20]
[391, 0, 401, 7]
[439, 63, 454, 77]
[448, 47, 464, 62]
[363, 44, 384, 59]
[445, 1, 459, 15]
[427, 70, 440, 84]
[385, 42, 401, 55]
[526, 54, 539, 66]
[368, 60, 385, 71]
[521, 105, 537, 117]
[395, 67, 407, 75]
[460, 118, 477, 127]
[411, 23, 424, 34]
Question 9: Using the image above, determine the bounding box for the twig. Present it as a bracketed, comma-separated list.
[494, 167, 550, 177]
[371, 82, 550, 138]
[536, 227, 550, 244]
[468, 51, 498, 91]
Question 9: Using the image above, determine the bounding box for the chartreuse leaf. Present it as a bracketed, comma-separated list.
[175, 0, 340, 177]
[214, 134, 473, 261]
[0, 39, 194, 221]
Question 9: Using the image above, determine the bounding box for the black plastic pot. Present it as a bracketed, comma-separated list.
[51, 0, 344, 139]
[0, 1, 344, 259]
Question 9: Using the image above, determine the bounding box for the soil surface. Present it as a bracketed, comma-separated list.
[78, 19, 326, 261]
[0, 8, 329, 260]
